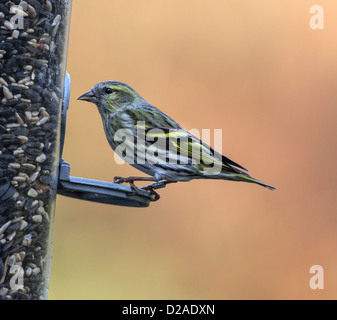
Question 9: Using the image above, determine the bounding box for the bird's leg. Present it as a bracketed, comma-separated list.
[128, 180, 139, 195]
[113, 176, 157, 184]
[113, 176, 157, 197]
[141, 180, 177, 202]
[163, 181, 177, 186]
[114, 177, 177, 201]
[143, 187, 161, 201]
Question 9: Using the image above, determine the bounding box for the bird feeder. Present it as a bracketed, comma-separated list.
[0, 0, 155, 300]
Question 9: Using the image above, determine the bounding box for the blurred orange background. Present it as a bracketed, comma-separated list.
[49, 0, 337, 299]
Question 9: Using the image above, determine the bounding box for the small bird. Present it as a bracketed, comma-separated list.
[78, 81, 275, 199]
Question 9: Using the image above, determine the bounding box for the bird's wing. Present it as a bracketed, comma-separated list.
[125, 105, 248, 174]
[126, 104, 183, 130]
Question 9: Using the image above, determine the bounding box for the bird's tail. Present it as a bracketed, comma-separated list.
[234, 173, 276, 190]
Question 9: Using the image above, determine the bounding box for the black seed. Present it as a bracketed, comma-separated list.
[6, 116, 17, 123]
[42, 88, 53, 102]
[37, 192, 48, 201]
[7, 211, 22, 220]
[5, 222, 21, 234]
[16, 55, 44, 68]
[22, 89, 42, 103]
[4, 56, 18, 74]
[42, 122, 55, 131]
[2, 139, 19, 147]
[0, 42, 13, 51]
[0, 197, 15, 215]
[26, 148, 42, 156]
[19, 34, 38, 41]
[16, 182, 28, 191]
[26, 223, 39, 232]
[0, 154, 15, 162]
[0, 179, 10, 197]
[26, 154, 38, 161]
[9, 86, 23, 95]
[7, 145, 20, 152]
[0, 186, 16, 202]
[1, 240, 14, 255]
[0, 108, 15, 117]
[26, 142, 41, 148]
[11, 127, 28, 136]
[13, 71, 26, 80]
[24, 198, 33, 212]
[1, 134, 16, 139]
[11, 102, 28, 110]
[31, 85, 43, 94]
[27, 103, 41, 111]
[0, 168, 12, 177]
[29, 127, 41, 135]
[39, 174, 51, 185]
[0, 4, 9, 15]
[0, 258, 4, 281]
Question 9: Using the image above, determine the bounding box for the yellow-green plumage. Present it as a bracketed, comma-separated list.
[78, 81, 275, 190]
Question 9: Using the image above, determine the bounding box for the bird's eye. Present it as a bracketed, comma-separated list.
[105, 88, 113, 94]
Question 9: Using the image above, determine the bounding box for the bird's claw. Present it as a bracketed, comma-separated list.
[143, 180, 167, 190]
[113, 176, 129, 184]
[114, 176, 138, 194]
[141, 185, 161, 201]
[113, 176, 164, 201]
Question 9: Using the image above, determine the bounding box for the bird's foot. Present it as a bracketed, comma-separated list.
[113, 177, 176, 201]
[141, 185, 161, 201]
[113, 176, 160, 200]
[114, 176, 156, 184]
[141, 180, 177, 201]
[113, 176, 131, 184]
[113, 176, 139, 195]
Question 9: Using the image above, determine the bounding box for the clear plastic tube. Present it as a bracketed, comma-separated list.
[0, 0, 72, 300]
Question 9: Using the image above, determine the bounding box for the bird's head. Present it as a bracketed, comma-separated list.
[78, 81, 142, 112]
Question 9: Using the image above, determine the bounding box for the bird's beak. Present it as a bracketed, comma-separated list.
[78, 90, 97, 103]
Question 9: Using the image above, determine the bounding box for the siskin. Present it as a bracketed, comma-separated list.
[78, 81, 275, 199]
